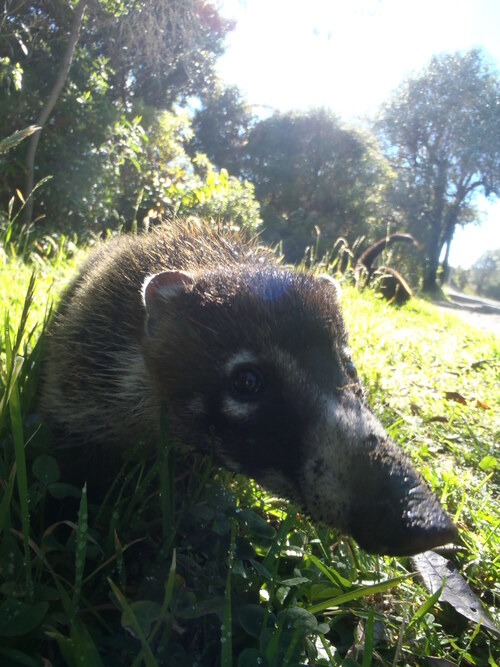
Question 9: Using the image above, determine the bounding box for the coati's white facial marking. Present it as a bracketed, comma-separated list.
[224, 351, 260, 374]
[271, 347, 310, 388]
[299, 392, 387, 527]
[221, 396, 259, 421]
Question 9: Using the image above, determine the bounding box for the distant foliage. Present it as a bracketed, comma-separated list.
[242, 109, 393, 261]
[468, 249, 500, 300]
[188, 84, 254, 175]
[376, 49, 500, 292]
[2, 2, 499, 279]
[0, 0, 239, 237]
[86, 109, 261, 235]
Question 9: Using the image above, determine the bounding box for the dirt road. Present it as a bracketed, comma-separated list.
[433, 290, 500, 337]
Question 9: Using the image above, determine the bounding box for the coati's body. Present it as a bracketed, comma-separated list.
[356, 233, 419, 305]
[41, 221, 457, 555]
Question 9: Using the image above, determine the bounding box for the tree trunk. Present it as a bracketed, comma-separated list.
[440, 238, 452, 285]
[23, 0, 87, 227]
[422, 161, 447, 293]
[438, 200, 462, 285]
[422, 248, 440, 292]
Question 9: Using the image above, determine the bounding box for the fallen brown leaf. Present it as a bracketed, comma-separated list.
[444, 391, 467, 405]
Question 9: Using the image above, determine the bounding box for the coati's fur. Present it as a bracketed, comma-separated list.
[40, 221, 456, 555]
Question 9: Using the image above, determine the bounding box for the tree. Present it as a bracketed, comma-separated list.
[470, 249, 500, 299]
[106, 0, 233, 107]
[23, 0, 87, 226]
[376, 49, 500, 292]
[0, 0, 234, 233]
[188, 84, 254, 175]
[243, 109, 392, 261]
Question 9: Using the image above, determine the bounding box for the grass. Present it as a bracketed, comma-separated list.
[0, 243, 499, 667]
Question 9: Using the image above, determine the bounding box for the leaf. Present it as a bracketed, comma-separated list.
[279, 576, 311, 587]
[277, 606, 317, 635]
[238, 509, 276, 540]
[411, 551, 500, 636]
[479, 455, 499, 471]
[239, 604, 268, 638]
[177, 596, 225, 619]
[121, 601, 162, 637]
[425, 415, 448, 424]
[0, 646, 43, 667]
[0, 126, 39, 155]
[444, 391, 467, 405]
[48, 482, 82, 499]
[474, 399, 490, 410]
[32, 454, 60, 485]
[426, 658, 460, 666]
[0, 599, 49, 637]
[238, 649, 268, 667]
[108, 579, 158, 667]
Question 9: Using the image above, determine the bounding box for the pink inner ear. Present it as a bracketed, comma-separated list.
[143, 270, 194, 306]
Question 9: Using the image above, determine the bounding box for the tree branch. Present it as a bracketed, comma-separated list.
[23, 0, 87, 227]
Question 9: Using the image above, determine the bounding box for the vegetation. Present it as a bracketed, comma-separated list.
[3, 1, 499, 285]
[376, 49, 500, 292]
[190, 97, 397, 263]
[452, 249, 500, 301]
[1, 4, 500, 663]
[241, 110, 392, 263]
[0, 0, 239, 234]
[0, 240, 498, 666]
[188, 84, 254, 178]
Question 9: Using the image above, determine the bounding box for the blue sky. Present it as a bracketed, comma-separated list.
[217, 0, 500, 268]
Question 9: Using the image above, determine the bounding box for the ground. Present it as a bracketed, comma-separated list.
[433, 289, 500, 337]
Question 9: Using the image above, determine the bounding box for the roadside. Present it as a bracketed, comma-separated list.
[432, 289, 500, 337]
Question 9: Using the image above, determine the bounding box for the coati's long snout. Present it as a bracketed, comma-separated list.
[299, 393, 457, 555]
[41, 222, 457, 556]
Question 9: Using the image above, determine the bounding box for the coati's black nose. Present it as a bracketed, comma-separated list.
[349, 492, 458, 556]
[345, 437, 458, 556]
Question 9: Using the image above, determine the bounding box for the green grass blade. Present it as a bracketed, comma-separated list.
[221, 519, 236, 667]
[47, 617, 106, 667]
[8, 354, 33, 603]
[147, 549, 177, 648]
[262, 510, 297, 575]
[307, 573, 414, 614]
[361, 606, 374, 667]
[0, 464, 17, 536]
[108, 578, 159, 667]
[72, 483, 89, 619]
[407, 579, 445, 631]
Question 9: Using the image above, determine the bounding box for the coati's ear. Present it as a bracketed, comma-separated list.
[316, 273, 341, 299]
[142, 270, 194, 336]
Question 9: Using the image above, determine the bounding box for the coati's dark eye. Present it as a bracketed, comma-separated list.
[341, 346, 359, 381]
[345, 360, 358, 379]
[231, 367, 264, 398]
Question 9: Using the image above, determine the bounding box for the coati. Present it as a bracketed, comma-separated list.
[356, 233, 419, 304]
[40, 221, 457, 556]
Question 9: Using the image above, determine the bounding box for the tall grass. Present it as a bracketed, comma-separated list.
[0, 246, 498, 666]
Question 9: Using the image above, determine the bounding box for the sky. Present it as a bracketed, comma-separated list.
[216, 0, 500, 268]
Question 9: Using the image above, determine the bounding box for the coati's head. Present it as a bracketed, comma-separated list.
[142, 266, 457, 556]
